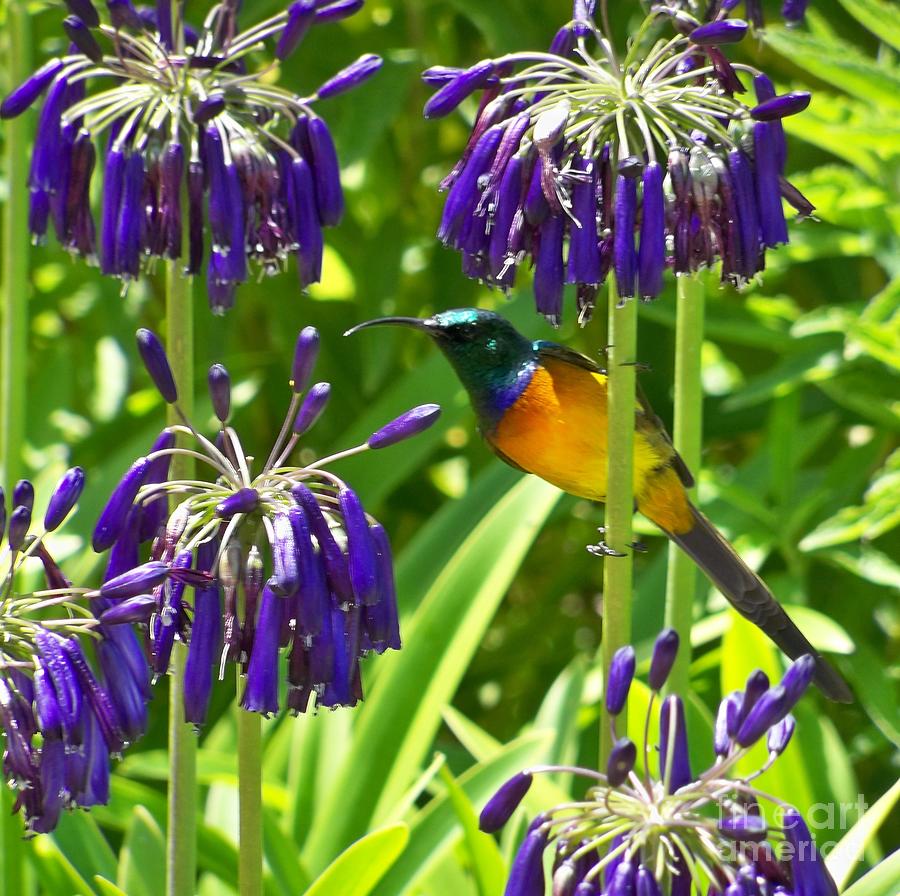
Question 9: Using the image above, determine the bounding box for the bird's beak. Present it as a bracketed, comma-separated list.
[344, 316, 435, 337]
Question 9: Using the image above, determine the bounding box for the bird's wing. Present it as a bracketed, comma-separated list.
[534, 341, 605, 374]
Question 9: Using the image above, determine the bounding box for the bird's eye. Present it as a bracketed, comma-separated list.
[486, 338, 498, 352]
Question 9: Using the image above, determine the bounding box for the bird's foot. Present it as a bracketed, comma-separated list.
[586, 541, 627, 558]
[619, 360, 653, 372]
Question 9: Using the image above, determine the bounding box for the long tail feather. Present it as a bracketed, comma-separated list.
[667, 504, 853, 703]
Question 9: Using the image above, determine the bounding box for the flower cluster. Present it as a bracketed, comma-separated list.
[424, 2, 813, 324]
[672, 1, 812, 29]
[94, 326, 440, 722]
[480, 629, 839, 896]
[0, 469, 150, 833]
[1, 0, 381, 311]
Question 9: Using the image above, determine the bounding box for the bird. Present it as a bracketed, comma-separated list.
[347, 307, 853, 703]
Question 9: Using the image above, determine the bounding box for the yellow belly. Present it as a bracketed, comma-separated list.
[489, 359, 690, 532]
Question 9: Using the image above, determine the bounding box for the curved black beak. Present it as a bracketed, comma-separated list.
[344, 316, 435, 337]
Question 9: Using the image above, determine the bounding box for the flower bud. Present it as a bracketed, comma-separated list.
[43, 468, 85, 531]
[751, 92, 811, 121]
[276, 0, 316, 61]
[291, 326, 320, 393]
[314, 0, 363, 23]
[714, 690, 742, 756]
[424, 60, 496, 119]
[506, 827, 547, 896]
[767, 713, 796, 755]
[690, 19, 748, 45]
[649, 629, 680, 691]
[608, 860, 635, 896]
[307, 118, 344, 226]
[208, 364, 231, 422]
[780, 654, 815, 706]
[339, 487, 378, 606]
[64, 16, 103, 62]
[13, 480, 34, 512]
[318, 54, 383, 100]
[367, 404, 442, 449]
[136, 329, 178, 404]
[605, 645, 635, 716]
[753, 122, 788, 246]
[659, 695, 692, 792]
[549, 25, 575, 57]
[99, 594, 158, 625]
[718, 814, 768, 843]
[606, 737, 637, 787]
[783, 808, 837, 896]
[93, 457, 149, 551]
[479, 771, 533, 832]
[270, 512, 300, 597]
[293, 382, 331, 435]
[736, 685, 788, 747]
[0, 60, 63, 119]
[613, 175, 637, 299]
[65, 0, 100, 28]
[422, 66, 462, 86]
[8, 505, 31, 551]
[782, 0, 810, 25]
[216, 488, 260, 518]
[100, 560, 170, 600]
[193, 94, 226, 125]
[635, 866, 662, 896]
[107, 0, 144, 30]
[638, 161, 665, 300]
[534, 213, 565, 325]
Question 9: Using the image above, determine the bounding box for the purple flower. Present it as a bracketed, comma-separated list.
[92, 456, 149, 552]
[479, 771, 533, 832]
[43, 467, 85, 531]
[751, 92, 811, 121]
[605, 645, 635, 715]
[208, 363, 231, 423]
[0, 60, 63, 119]
[424, 60, 496, 119]
[367, 404, 442, 449]
[317, 53, 383, 100]
[277, 0, 316, 60]
[292, 325, 320, 393]
[690, 19, 749, 45]
[647, 628, 679, 691]
[136, 328, 178, 404]
[606, 737, 636, 786]
[293, 382, 331, 435]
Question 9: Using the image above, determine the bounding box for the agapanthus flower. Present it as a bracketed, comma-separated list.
[665, 1, 812, 30]
[1, 0, 381, 311]
[0, 469, 150, 833]
[480, 628, 839, 896]
[94, 326, 441, 722]
[424, 2, 814, 323]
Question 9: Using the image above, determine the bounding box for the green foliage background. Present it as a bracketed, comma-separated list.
[0, 0, 897, 893]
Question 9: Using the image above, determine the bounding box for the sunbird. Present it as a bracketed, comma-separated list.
[348, 307, 853, 703]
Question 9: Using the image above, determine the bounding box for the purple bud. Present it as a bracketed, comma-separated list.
[728, 149, 761, 279]
[44, 468, 86, 531]
[99, 594, 158, 625]
[782, 0, 810, 24]
[33, 666, 65, 739]
[767, 714, 796, 754]
[271, 512, 300, 597]
[291, 326, 320, 393]
[187, 160, 204, 273]
[64, 16, 103, 61]
[422, 66, 463, 86]
[549, 25, 576, 57]
[424, 60, 496, 119]
[339, 487, 378, 606]
[534, 212, 565, 325]
[739, 669, 770, 727]
[783, 808, 838, 896]
[606, 737, 637, 787]
[659, 695, 692, 792]
[288, 157, 324, 286]
[293, 382, 331, 435]
[314, 0, 363, 23]
[736, 685, 788, 747]
[719, 814, 768, 842]
[648, 628, 679, 691]
[0, 489, 5, 539]
[307, 117, 344, 226]
[137, 429, 176, 543]
[107, 0, 144, 30]
[193, 94, 226, 125]
[183, 569, 221, 724]
[65, 1, 100, 28]
[96, 639, 147, 743]
[156, 0, 174, 46]
[714, 690, 742, 755]
[690, 19, 748, 45]
[8, 505, 30, 550]
[100, 147, 125, 275]
[136, 328, 178, 404]
[318, 53, 383, 100]
[567, 155, 600, 285]
[216, 488, 260, 518]
[506, 827, 547, 896]
[116, 152, 145, 278]
[276, 0, 316, 61]
[754, 122, 788, 246]
[751, 92, 811, 121]
[208, 364, 231, 422]
[1, 60, 64, 119]
[605, 645, 635, 716]
[93, 457, 149, 551]
[637, 162, 665, 300]
[608, 860, 635, 896]
[635, 867, 662, 896]
[368, 403, 442, 449]
[613, 175, 637, 299]
[780, 654, 816, 705]
[479, 771, 533, 832]
[13, 479, 34, 511]
[288, 505, 328, 637]
[241, 585, 284, 716]
[100, 560, 169, 600]
[366, 523, 401, 651]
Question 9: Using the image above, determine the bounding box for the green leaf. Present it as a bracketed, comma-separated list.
[844, 645, 900, 747]
[304, 824, 409, 896]
[437, 763, 507, 896]
[118, 806, 166, 896]
[93, 878, 128, 896]
[262, 809, 311, 895]
[837, 0, 900, 52]
[841, 849, 900, 896]
[29, 836, 96, 896]
[52, 811, 117, 885]
[827, 778, 900, 890]
[304, 475, 561, 870]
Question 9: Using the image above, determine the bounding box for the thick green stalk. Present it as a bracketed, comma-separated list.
[237, 701, 263, 896]
[1, 4, 31, 888]
[0, 0, 31, 496]
[663, 274, 705, 695]
[600, 281, 637, 762]
[165, 261, 197, 896]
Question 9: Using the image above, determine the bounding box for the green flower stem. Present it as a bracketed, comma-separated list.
[1, 4, 31, 887]
[664, 274, 705, 696]
[600, 280, 637, 763]
[237, 701, 263, 896]
[0, 0, 31, 497]
[165, 261, 197, 896]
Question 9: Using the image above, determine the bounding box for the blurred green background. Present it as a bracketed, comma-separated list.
[0, 1, 898, 894]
